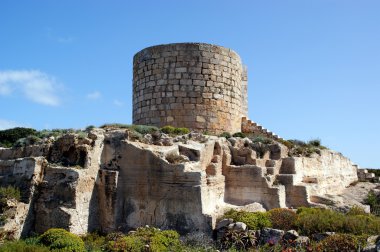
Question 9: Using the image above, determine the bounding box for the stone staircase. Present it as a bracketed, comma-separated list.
[241, 117, 284, 141]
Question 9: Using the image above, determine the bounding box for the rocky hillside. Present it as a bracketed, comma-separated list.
[0, 126, 363, 240]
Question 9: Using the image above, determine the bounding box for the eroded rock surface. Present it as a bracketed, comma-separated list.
[0, 128, 362, 237]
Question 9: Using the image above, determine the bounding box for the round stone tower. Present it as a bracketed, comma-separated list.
[133, 42, 248, 134]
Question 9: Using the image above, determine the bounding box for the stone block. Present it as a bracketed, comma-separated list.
[175, 67, 187, 73]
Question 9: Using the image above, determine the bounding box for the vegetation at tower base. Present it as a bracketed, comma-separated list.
[1, 206, 380, 251]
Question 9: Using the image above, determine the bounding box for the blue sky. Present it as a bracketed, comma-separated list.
[0, 1, 379, 168]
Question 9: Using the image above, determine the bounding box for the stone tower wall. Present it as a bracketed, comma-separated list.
[133, 43, 247, 134]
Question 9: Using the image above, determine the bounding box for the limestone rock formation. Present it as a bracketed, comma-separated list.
[0, 128, 360, 238]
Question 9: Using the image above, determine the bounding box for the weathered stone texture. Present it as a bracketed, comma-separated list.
[133, 43, 248, 134]
[0, 130, 360, 236]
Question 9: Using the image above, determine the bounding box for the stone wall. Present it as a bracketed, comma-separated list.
[133, 43, 247, 134]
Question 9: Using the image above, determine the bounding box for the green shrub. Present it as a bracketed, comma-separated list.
[346, 205, 367, 216]
[37, 129, 71, 139]
[13, 135, 42, 147]
[0, 127, 37, 148]
[268, 208, 297, 231]
[38, 228, 85, 252]
[232, 132, 246, 138]
[106, 235, 144, 252]
[288, 139, 306, 146]
[365, 191, 379, 208]
[278, 139, 294, 149]
[251, 143, 269, 159]
[343, 214, 380, 235]
[128, 131, 143, 142]
[223, 209, 271, 230]
[105, 227, 181, 252]
[296, 207, 344, 235]
[84, 125, 96, 132]
[316, 234, 365, 252]
[174, 127, 190, 135]
[251, 136, 273, 144]
[0, 240, 49, 252]
[308, 139, 321, 147]
[149, 230, 181, 252]
[0, 186, 21, 202]
[131, 125, 159, 135]
[219, 132, 232, 139]
[160, 126, 190, 135]
[81, 232, 106, 252]
[296, 207, 380, 236]
[287, 139, 327, 157]
[180, 232, 216, 251]
[100, 123, 130, 129]
[134, 227, 180, 252]
[160, 126, 176, 134]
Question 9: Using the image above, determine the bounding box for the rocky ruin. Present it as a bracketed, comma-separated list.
[0, 127, 361, 239]
[0, 43, 369, 239]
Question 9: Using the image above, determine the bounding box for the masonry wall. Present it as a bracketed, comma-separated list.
[133, 43, 247, 134]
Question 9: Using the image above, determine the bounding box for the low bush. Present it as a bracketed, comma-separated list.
[288, 139, 307, 146]
[365, 190, 379, 208]
[84, 125, 96, 132]
[181, 232, 216, 251]
[131, 125, 159, 135]
[219, 132, 231, 139]
[232, 132, 246, 138]
[13, 135, 42, 147]
[36, 129, 79, 139]
[278, 139, 294, 149]
[343, 214, 380, 235]
[106, 227, 181, 252]
[316, 234, 366, 252]
[160, 126, 176, 134]
[0, 127, 37, 148]
[128, 131, 144, 142]
[287, 139, 327, 157]
[38, 228, 85, 252]
[296, 207, 380, 235]
[100, 123, 130, 129]
[106, 235, 144, 252]
[268, 208, 297, 231]
[346, 205, 367, 216]
[251, 143, 269, 159]
[0, 186, 21, 202]
[296, 207, 344, 235]
[223, 209, 272, 230]
[251, 136, 273, 144]
[308, 139, 321, 147]
[0, 240, 49, 252]
[160, 126, 190, 135]
[81, 232, 106, 252]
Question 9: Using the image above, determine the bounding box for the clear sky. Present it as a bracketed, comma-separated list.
[0, 1, 379, 168]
